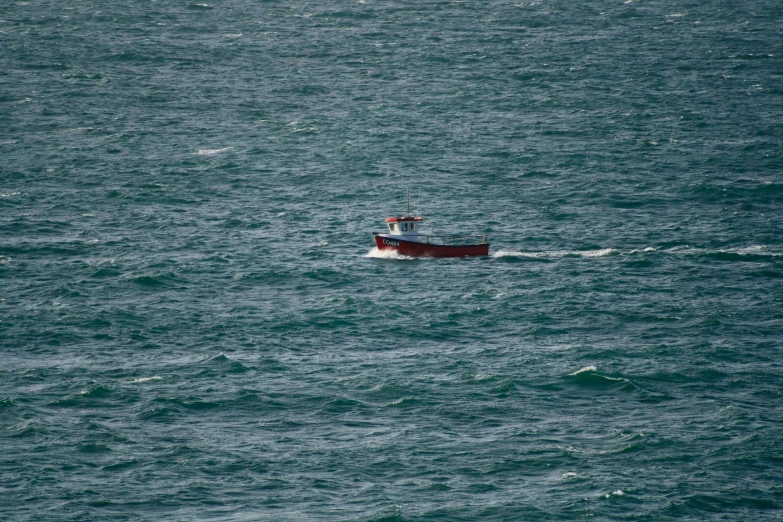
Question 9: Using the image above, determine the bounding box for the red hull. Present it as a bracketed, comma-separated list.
[374, 235, 489, 258]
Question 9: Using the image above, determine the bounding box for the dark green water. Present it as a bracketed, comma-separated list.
[2, 1, 782, 520]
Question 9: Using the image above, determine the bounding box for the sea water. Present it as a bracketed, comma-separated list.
[2, 1, 782, 520]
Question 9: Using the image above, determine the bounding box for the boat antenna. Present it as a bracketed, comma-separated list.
[406, 190, 412, 217]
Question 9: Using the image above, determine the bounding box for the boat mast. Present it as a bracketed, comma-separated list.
[405, 190, 411, 217]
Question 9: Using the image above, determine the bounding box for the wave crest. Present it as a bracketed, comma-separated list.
[569, 365, 597, 376]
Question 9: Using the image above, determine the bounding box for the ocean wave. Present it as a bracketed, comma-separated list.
[565, 366, 635, 390]
[569, 365, 597, 376]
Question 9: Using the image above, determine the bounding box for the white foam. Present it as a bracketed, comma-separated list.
[196, 147, 233, 155]
[130, 376, 163, 383]
[365, 247, 414, 261]
[568, 366, 625, 382]
[605, 490, 625, 498]
[569, 365, 597, 376]
[733, 245, 775, 255]
[492, 250, 548, 258]
[562, 472, 577, 479]
[630, 246, 657, 254]
[0, 256, 10, 265]
[581, 248, 619, 258]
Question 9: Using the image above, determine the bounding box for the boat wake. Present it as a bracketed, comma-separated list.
[493, 248, 619, 259]
[365, 247, 415, 261]
[493, 245, 781, 260]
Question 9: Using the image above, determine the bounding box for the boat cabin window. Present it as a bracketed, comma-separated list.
[402, 222, 408, 232]
[388, 222, 398, 233]
[410, 223, 416, 231]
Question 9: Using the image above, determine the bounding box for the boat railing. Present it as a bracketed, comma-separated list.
[373, 232, 489, 245]
[422, 234, 489, 246]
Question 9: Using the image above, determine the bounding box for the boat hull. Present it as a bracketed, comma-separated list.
[374, 235, 489, 258]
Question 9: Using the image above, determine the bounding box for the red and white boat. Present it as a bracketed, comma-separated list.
[372, 196, 490, 258]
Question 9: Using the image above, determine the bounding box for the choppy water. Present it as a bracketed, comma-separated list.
[2, 1, 782, 520]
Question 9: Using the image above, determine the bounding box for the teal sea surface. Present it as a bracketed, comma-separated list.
[2, 1, 782, 520]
